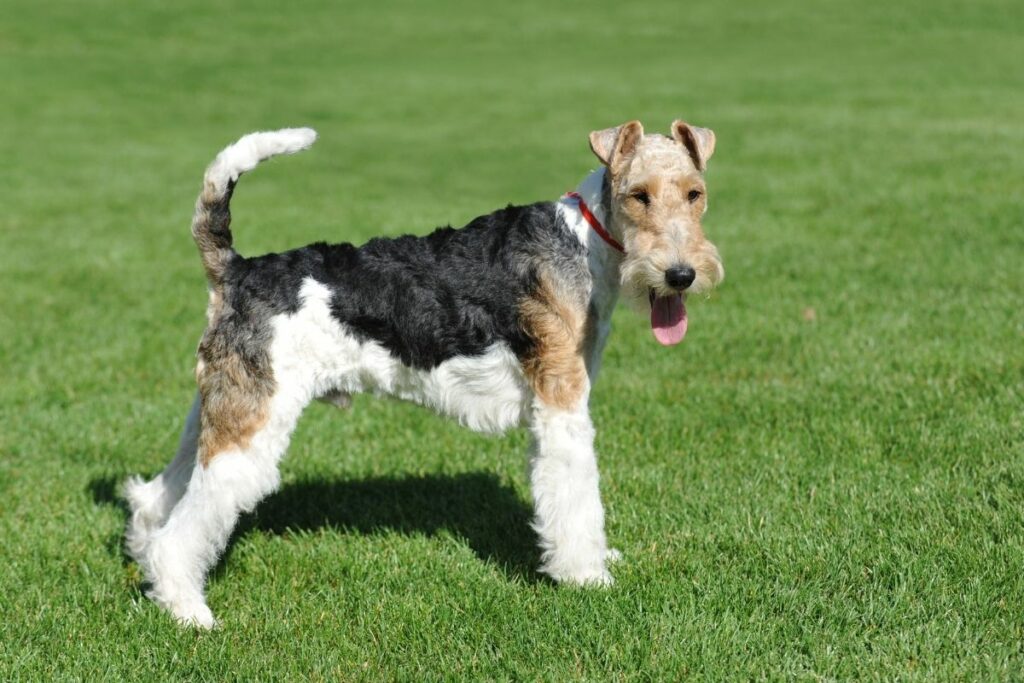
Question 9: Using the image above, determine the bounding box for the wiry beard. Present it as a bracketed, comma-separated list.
[619, 254, 667, 316]
[617, 244, 724, 317]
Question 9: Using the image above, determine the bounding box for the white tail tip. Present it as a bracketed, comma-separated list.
[207, 127, 318, 190]
[267, 127, 318, 155]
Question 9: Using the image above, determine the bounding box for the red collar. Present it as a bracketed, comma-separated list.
[563, 191, 625, 254]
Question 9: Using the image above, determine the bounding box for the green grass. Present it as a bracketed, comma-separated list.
[2, 0, 1023, 679]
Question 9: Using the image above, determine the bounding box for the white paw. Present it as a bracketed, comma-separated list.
[123, 475, 163, 518]
[606, 548, 623, 564]
[564, 568, 615, 587]
[170, 600, 217, 630]
[123, 476, 165, 561]
[124, 520, 151, 564]
[544, 562, 615, 587]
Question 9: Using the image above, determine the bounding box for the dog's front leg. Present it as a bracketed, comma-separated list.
[528, 399, 613, 585]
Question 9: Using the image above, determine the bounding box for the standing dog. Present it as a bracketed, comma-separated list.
[125, 120, 723, 627]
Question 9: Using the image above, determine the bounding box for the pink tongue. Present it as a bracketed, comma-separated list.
[650, 294, 688, 346]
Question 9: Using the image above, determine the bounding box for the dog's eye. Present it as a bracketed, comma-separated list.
[630, 190, 650, 206]
[687, 189, 703, 203]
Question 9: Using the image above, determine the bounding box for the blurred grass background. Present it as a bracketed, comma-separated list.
[1, 0, 1022, 679]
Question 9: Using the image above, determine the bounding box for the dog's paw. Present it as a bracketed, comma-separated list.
[544, 562, 615, 587]
[563, 568, 615, 587]
[170, 600, 218, 630]
[606, 548, 623, 564]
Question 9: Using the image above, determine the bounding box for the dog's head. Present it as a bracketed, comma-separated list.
[589, 120, 724, 345]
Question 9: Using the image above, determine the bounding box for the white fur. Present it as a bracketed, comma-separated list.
[133, 358, 310, 627]
[205, 127, 317, 194]
[558, 168, 620, 379]
[124, 393, 200, 561]
[271, 279, 532, 434]
[519, 175, 625, 585]
[128, 279, 536, 626]
[528, 397, 614, 585]
[129, 171, 629, 627]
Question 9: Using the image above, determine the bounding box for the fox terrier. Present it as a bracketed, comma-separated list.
[124, 120, 724, 627]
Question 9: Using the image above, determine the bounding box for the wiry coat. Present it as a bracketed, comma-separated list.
[124, 121, 722, 628]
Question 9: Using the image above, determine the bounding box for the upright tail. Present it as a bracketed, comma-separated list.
[191, 127, 318, 287]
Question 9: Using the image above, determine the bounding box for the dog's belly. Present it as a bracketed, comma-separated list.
[269, 278, 530, 434]
[346, 342, 530, 433]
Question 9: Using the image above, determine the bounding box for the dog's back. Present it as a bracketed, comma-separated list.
[219, 201, 588, 371]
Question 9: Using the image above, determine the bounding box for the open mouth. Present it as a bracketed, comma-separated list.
[649, 289, 688, 346]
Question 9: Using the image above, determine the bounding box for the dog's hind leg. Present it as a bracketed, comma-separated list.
[139, 380, 306, 628]
[124, 393, 201, 562]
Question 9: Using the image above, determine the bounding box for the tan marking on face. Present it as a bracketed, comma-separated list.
[519, 273, 589, 410]
[604, 132, 724, 307]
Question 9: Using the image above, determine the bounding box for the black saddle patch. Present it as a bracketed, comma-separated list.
[220, 202, 589, 371]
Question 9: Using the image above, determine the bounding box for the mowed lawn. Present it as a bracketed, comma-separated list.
[2, 0, 1022, 679]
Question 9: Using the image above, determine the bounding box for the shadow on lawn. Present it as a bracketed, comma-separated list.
[89, 471, 541, 582]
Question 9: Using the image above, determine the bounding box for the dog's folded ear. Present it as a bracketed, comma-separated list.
[589, 121, 644, 172]
[671, 120, 716, 171]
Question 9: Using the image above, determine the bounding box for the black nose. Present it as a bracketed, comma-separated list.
[665, 265, 696, 290]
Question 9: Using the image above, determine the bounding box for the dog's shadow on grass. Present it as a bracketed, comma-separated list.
[89, 471, 541, 583]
